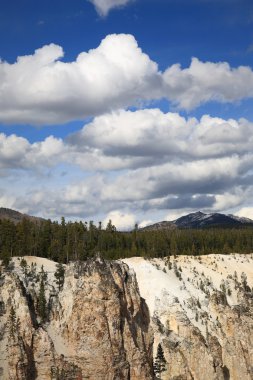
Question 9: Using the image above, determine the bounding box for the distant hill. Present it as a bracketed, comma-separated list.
[174, 211, 253, 228]
[1, 208, 253, 229]
[140, 211, 253, 230]
[139, 220, 176, 231]
[0, 207, 44, 224]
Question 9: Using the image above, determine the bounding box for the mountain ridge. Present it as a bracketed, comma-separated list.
[0, 207, 44, 224]
[1, 207, 253, 230]
[140, 211, 253, 230]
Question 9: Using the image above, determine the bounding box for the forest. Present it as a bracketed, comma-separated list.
[0, 217, 253, 264]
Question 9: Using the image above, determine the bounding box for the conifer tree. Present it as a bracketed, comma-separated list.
[154, 343, 167, 379]
[37, 279, 47, 323]
[39, 265, 47, 282]
[8, 306, 20, 340]
[54, 262, 65, 291]
[20, 258, 28, 275]
[9, 306, 17, 339]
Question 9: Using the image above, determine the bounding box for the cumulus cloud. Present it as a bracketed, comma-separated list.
[67, 109, 253, 171]
[99, 155, 252, 204]
[0, 133, 65, 170]
[103, 210, 136, 230]
[0, 193, 16, 209]
[0, 35, 159, 125]
[89, 0, 133, 16]
[236, 207, 253, 219]
[1, 108, 253, 221]
[18, 152, 250, 219]
[3, 110, 253, 173]
[1, 34, 253, 125]
[138, 219, 153, 228]
[214, 191, 247, 211]
[163, 58, 253, 109]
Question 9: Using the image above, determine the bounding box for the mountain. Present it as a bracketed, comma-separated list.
[139, 220, 176, 231]
[0, 207, 44, 224]
[141, 211, 253, 230]
[174, 211, 253, 228]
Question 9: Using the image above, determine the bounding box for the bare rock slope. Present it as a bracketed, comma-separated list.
[124, 254, 253, 380]
[0, 256, 153, 380]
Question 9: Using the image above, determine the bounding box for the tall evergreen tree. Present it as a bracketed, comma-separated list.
[54, 262, 65, 291]
[37, 279, 47, 323]
[8, 306, 17, 339]
[154, 343, 167, 379]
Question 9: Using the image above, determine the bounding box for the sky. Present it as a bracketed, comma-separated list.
[1, 0, 253, 229]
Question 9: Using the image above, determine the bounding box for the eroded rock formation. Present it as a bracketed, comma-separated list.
[124, 254, 253, 380]
[0, 256, 153, 380]
[1, 254, 253, 380]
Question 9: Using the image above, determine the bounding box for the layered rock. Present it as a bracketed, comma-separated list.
[0, 256, 153, 380]
[124, 254, 253, 380]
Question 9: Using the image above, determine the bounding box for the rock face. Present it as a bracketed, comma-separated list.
[124, 254, 253, 380]
[0, 256, 153, 380]
[1, 254, 253, 380]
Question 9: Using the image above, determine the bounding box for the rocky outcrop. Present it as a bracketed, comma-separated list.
[0, 256, 153, 380]
[124, 254, 253, 380]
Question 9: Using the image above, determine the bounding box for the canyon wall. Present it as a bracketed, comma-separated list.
[0, 256, 153, 380]
[124, 254, 253, 380]
[0, 254, 253, 379]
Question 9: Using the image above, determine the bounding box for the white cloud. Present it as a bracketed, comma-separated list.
[213, 190, 247, 211]
[165, 210, 190, 222]
[163, 58, 253, 109]
[67, 110, 253, 171]
[4, 109, 253, 171]
[103, 210, 136, 230]
[0, 133, 65, 170]
[138, 219, 153, 228]
[3, 110, 253, 173]
[235, 207, 253, 219]
[100, 155, 251, 204]
[0, 194, 16, 209]
[1, 35, 253, 125]
[89, 0, 133, 16]
[1, 109, 253, 221]
[1, 107, 253, 221]
[0, 35, 159, 125]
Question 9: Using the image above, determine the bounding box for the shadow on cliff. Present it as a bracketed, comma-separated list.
[222, 365, 230, 380]
[17, 278, 38, 379]
[24, 335, 38, 380]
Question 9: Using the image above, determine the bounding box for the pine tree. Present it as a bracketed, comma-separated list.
[106, 219, 116, 233]
[1, 248, 11, 269]
[9, 306, 17, 338]
[8, 306, 20, 340]
[37, 279, 47, 323]
[20, 257, 28, 276]
[154, 343, 167, 379]
[54, 262, 65, 291]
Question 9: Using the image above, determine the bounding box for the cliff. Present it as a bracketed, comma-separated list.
[0, 254, 253, 380]
[0, 256, 153, 380]
[124, 254, 253, 380]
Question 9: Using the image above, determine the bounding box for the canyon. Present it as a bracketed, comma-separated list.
[0, 253, 252, 379]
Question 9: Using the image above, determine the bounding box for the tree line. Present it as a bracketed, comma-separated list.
[0, 217, 253, 264]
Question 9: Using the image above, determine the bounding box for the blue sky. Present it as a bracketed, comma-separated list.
[1, 0, 253, 228]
